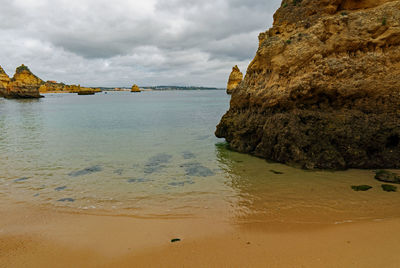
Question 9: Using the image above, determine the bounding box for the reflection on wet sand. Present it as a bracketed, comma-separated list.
[215, 142, 400, 226]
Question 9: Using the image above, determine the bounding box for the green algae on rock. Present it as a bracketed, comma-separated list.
[382, 184, 397, 192]
[375, 170, 400, 184]
[351, 185, 372, 192]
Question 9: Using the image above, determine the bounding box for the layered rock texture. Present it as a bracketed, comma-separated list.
[0, 64, 101, 98]
[131, 84, 141, 92]
[0, 66, 10, 97]
[39, 81, 101, 94]
[216, 0, 400, 169]
[2, 65, 43, 98]
[226, 65, 243, 94]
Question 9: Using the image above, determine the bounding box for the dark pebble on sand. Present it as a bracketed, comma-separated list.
[171, 238, 181, 243]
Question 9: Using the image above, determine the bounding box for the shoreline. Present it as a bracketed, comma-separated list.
[2, 201, 400, 267]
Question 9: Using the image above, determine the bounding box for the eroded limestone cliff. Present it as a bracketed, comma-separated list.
[226, 65, 243, 94]
[0, 64, 101, 97]
[216, 0, 400, 169]
[0, 66, 10, 97]
[4, 65, 43, 98]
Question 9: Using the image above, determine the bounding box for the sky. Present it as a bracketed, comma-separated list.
[0, 0, 281, 87]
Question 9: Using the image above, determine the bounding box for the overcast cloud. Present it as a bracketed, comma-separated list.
[0, 0, 281, 87]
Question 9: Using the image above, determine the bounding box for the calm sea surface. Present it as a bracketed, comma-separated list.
[1, 90, 400, 224]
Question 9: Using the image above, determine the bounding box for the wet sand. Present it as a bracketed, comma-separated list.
[1, 202, 400, 268]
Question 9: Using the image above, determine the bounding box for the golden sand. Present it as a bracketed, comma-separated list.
[1, 200, 400, 268]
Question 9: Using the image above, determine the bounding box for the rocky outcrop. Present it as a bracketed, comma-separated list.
[68, 85, 101, 94]
[0, 65, 10, 97]
[216, 0, 400, 169]
[226, 65, 243, 94]
[39, 81, 66, 93]
[131, 84, 141, 93]
[39, 81, 101, 94]
[3, 65, 43, 98]
[1, 64, 101, 98]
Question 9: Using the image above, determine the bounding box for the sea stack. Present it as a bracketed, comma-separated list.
[131, 84, 141, 93]
[226, 65, 243, 94]
[0, 65, 10, 97]
[216, 0, 400, 169]
[2, 65, 43, 98]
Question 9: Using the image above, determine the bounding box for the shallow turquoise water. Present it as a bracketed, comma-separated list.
[1, 91, 400, 223]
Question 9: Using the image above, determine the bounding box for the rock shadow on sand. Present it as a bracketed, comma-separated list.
[144, 153, 172, 174]
[68, 165, 103, 177]
[168, 179, 195, 187]
[127, 178, 151, 183]
[55, 186, 67, 191]
[180, 162, 215, 177]
[57, 198, 75, 202]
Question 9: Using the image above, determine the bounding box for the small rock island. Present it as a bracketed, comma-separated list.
[131, 84, 141, 93]
[216, 0, 400, 169]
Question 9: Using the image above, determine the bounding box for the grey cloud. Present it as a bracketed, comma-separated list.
[0, 0, 281, 87]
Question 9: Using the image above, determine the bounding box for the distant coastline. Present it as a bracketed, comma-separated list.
[100, 86, 225, 91]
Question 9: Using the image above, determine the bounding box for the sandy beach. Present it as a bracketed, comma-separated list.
[1, 200, 400, 268]
[2, 0, 400, 267]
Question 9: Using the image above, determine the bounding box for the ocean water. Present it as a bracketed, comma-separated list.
[1, 90, 400, 224]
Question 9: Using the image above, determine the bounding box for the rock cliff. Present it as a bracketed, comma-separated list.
[1, 64, 101, 98]
[0, 65, 10, 97]
[216, 0, 400, 169]
[39, 81, 66, 93]
[4, 65, 43, 98]
[226, 65, 243, 94]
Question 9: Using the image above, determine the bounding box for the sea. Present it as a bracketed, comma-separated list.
[1, 90, 399, 225]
